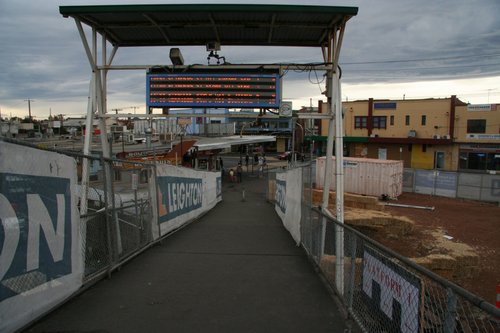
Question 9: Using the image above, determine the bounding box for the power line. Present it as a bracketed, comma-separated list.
[340, 52, 500, 65]
[343, 62, 500, 72]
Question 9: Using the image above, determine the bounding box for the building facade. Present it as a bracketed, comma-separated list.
[317, 96, 499, 172]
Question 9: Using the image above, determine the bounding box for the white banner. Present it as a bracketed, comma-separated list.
[467, 104, 495, 112]
[156, 164, 222, 236]
[275, 168, 302, 244]
[363, 247, 421, 333]
[0, 141, 82, 333]
[466, 133, 500, 140]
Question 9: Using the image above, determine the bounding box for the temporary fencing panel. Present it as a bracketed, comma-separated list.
[406, 169, 499, 202]
[0, 138, 224, 331]
[296, 163, 500, 333]
[156, 164, 222, 236]
[274, 168, 302, 244]
[76, 157, 156, 279]
[0, 141, 83, 333]
[414, 169, 457, 198]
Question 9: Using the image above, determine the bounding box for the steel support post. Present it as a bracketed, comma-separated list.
[320, 21, 347, 296]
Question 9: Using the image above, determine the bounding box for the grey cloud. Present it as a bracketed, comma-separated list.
[1, 0, 500, 116]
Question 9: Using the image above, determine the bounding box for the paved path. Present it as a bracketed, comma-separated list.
[25, 172, 351, 333]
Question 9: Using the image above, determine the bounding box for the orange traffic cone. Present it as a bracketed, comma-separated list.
[497, 283, 500, 309]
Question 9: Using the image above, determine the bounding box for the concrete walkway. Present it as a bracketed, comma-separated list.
[25, 172, 351, 333]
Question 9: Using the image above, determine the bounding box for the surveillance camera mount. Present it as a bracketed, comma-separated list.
[207, 50, 226, 65]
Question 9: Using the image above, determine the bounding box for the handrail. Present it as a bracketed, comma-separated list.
[312, 206, 500, 317]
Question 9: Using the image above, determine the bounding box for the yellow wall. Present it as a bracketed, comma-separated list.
[342, 99, 453, 139]
[411, 144, 434, 169]
[320, 102, 329, 137]
[410, 144, 456, 170]
[343, 101, 368, 137]
[454, 103, 500, 143]
[321, 98, 500, 142]
[315, 97, 497, 171]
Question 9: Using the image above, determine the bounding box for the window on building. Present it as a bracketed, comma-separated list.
[355, 116, 368, 129]
[373, 116, 387, 129]
[467, 119, 486, 133]
[421, 115, 427, 126]
[390, 115, 394, 126]
[422, 144, 427, 152]
[405, 115, 410, 126]
[459, 151, 500, 171]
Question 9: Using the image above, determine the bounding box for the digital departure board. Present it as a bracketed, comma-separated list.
[146, 72, 281, 109]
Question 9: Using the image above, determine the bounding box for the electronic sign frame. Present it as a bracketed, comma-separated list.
[146, 71, 281, 109]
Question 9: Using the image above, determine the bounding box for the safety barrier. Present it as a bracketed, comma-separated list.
[304, 208, 500, 332]
[0, 138, 221, 332]
[403, 168, 500, 203]
[273, 163, 500, 332]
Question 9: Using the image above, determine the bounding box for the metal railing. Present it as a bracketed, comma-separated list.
[75, 153, 156, 283]
[1, 137, 157, 284]
[298, 163, 500, 333]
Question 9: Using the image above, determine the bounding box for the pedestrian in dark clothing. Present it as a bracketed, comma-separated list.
[236, 163, 243, 182]
[245, 154, 249, 166]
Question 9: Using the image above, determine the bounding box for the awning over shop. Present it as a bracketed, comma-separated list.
[194, 135, 276, 151]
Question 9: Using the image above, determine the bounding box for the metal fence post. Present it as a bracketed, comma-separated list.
[109, 161, 123, 258]
[101, 157, 113, 278]
[444, 288, 458, 333]
[348, 233, 357, 310]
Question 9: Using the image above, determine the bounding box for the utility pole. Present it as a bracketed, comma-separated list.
[24, 99, 34, 120]
[59, 114, 65, 136]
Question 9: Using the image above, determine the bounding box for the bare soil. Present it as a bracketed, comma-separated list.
[379, 193, 500, 305]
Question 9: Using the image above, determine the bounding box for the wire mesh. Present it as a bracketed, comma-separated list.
[76, 155, 156, 281]
[299, 163, 500, 333]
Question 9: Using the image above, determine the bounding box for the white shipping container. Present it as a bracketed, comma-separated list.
[316, 156, 403, 199]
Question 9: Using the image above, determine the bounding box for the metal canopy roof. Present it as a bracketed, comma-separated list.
[59, 4, 358, 48]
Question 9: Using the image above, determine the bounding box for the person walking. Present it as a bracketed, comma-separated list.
[236, 163, 243, 183]
[218, 157, 224, 174]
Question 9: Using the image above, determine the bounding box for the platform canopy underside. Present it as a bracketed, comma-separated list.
[60, 4, 357, 48]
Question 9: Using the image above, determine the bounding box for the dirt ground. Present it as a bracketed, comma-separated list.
[377, 192, 500, 305]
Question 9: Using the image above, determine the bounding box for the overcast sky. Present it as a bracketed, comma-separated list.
[1, 0, 500, 119]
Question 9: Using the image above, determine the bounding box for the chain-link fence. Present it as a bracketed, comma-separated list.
[76, 154, 156, 282]
[299, 163, 500, 333]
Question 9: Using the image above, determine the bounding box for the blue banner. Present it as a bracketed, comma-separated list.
[374, 102, 397, 110]
[0, 173, 72, 302]
[157, 176, 203, 222]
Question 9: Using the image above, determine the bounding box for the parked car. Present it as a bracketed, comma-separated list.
[278, 151, 302, 161]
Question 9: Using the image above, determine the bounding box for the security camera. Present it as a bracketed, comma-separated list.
[206, 41, 221, 51]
